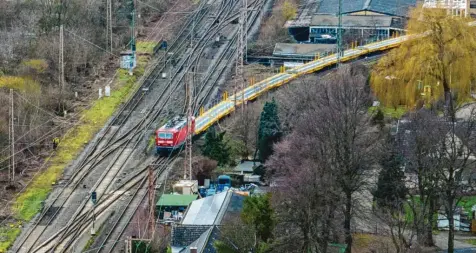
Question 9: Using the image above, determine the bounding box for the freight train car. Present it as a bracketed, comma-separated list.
[156, 116, 195, 155]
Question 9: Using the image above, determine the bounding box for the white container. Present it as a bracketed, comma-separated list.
[162, 72, 167, 79]
[98, 88, 103, 98]
[105, 85, 111, 97]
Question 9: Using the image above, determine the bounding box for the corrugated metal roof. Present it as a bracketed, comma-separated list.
[181, 191, 230, 225]
[317, 0, 367, 14]
[316, 0, 417, 17]
[310, 15, 393, 27]
[157, 194, 198, 207]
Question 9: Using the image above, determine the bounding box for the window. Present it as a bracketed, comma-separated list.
[158, 133, 174, 139]
[376, 29, 389, 37]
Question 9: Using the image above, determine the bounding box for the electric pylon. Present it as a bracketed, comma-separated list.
[184, 71, 193, 180]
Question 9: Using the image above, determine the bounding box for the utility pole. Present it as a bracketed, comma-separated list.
[184, 71, 193, 180]
[130, 0, 136, 75]
[59, 24, 64, 90]
[243, 0, 248, 64]
[191, 12, 195, 48]
[236, 0, 247, 114]
[106, 0, 113, 52]
[336, 0, 343, 67]
[10, 89, 14, 182]
[148, 166, 155, 238]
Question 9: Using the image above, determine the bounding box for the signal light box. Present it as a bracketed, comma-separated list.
[120, 50, 136, 70]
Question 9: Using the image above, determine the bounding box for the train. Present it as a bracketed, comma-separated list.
[155, 115, 195, 155]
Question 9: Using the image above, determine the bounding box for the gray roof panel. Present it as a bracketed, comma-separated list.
[316, 0, 417, 17]
[181, 191, 229, 225]
[310, 15, 393, 27]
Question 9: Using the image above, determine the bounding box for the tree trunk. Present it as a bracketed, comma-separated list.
[344, 192, 353, 253]
[446, 192, 455, 253]
[425, 197, 435, 246]
[448, 206, 455, 253]
[320, 208, 333, 253]
[443, 82, 455, 122]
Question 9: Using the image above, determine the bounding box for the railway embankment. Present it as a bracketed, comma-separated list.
[0, 41, 156, 252]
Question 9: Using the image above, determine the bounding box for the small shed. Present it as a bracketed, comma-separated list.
[156, 194, 198, 219]
[234, 160, 262, 175]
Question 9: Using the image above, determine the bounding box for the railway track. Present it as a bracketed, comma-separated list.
[193, 0, 265, 114]
[11, 2, 211, 252]
[12, 0, 268, 251]
[12, 0, 246, 252]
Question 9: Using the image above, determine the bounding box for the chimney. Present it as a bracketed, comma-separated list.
[190, 247, 198, 253]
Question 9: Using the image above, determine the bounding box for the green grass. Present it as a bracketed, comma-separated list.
[4, 41, 153, 253]
[136, 41, 158, 55]
[82, 221, 105, 252]
[368, 106, 408, 119]
[0, 226, 21, 253]
[147, 135, 156, 153]
[464, 239, 476, 245]
[353, 233, 373, 248]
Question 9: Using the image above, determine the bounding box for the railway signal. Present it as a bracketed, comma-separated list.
[91, 191, 97, 205]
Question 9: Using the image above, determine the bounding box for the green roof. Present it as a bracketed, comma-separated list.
[156, 194, 198, 207]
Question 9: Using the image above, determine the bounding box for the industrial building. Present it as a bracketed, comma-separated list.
[286, 0, 418, 43]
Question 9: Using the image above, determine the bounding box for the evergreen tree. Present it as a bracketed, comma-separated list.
[202, 127, 230, 166]
[257, 98, 281, 162]
[374, 144, 407, 209]
[241, 193, 275, 243]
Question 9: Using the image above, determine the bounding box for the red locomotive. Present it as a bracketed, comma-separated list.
[156, 116, 195, 154]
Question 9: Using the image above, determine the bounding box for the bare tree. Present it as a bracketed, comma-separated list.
[268, 133, 341, 253]
[312, 65, 380, 253]
[416, 108, 476, 252]
[268, 64, 381, 253]
[230, 103, 261, 159]
[401, 110, 441, 247]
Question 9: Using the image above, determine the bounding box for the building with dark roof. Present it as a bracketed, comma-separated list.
[286, 0, 418, 43]
[316, 0, 418, 17]
[309, 15, 403, 43]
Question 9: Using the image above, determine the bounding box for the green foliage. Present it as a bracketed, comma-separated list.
[0, 76, 41, 93]
[257, 98, 281, 162]
[374, 144, 407, 210]
[458, 196, 476, 219]
[202, 127, 231, 166]
[241, 193, 275, 242]
[214, 241, 238, 253]
[371, 7, 476, 108]
[371, 109, 385, 127]
[0, 226, 21, 252]
[223, 133, 246, 162]
[281, 1, 297, 21]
